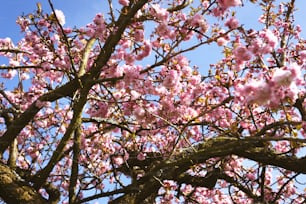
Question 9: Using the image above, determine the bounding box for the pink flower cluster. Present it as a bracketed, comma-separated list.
[53, 9, 66, 26]
[79, 13, 107, 40]
[232, 28, 279, 70]
[150, 4, 169, 22]
[225, 17, 240, 29]
[189, 14, 209, 33]
[119, 0, 129, 6]
[235, 63, 302, 106]
[212, 0, 241, 16]
[218, 0, 242, 9]
[0, 37, 13, 49]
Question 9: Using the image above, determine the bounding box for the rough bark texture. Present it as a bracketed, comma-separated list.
[0, 162, 47, 204]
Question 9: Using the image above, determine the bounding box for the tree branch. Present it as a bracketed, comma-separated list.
[0, 162, 47, 204]
[103, 136, 306, 203]
[69, 127, 81, 203]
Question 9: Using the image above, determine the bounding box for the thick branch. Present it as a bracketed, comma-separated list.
[105, 137, 306, 203]
[237, 147, 306, 173]
[31, 85, 89, 189]
[177, 169, 220, 190]
[69, 127, 81, 203]
[294, 95, 306, 121]
[0, 78, 81, 154]
[0, 162, 47, 204]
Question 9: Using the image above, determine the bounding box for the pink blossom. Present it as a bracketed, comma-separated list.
[130, 90, 141, 100]
[27, 147, 40, 160]
[285, 83, 299, 102]
[287, 62, 301, 80]
[1, 1, 305, 202]
[0, 37, 13, 49]
[133, 106, 146, 120]
[152, 39, 161, 48]
[63, 27, 72, 34]
[119, 0, 129, 6]
[163, 70, 179, 89]
[275, 141, 290, 153]
[87, 102, 109, 118]
[202, 1, 209, 9]
[218, 0, 242, 9]
[190, 14, 209, 33]
[137, 152, 146, 160]
[234, 46, 252, 62]
[93, 13, 104, 26]
[259, 29, 278, 49]
[113, 156, 124, 165]
[122, 64, 141, 82]
[9, 59, 20, 66]
[1, 69, 17, 79]
[270, 64, 301, 102]
[163, 180, 177, 191]
[142, 40, 152, 57]
[16, 17, 30, 31]
[136, 40, 152, 60]
[217, 37, 229, 46]
[38, 19, 47, 27]
[246, 172, 256, 181]
[236, 79, 271, 105]
[134, 29, 144, 42]
[249, 38, 264, 55]
[17, 155, 29, 169]
[271, 68, 294, 87]
[300, 50, 306, 61]
[248, 30, 278, 56]
[124, 53, 135, 65]
[180, 184, 194, 195]
[225, 17, 239, 29]
[151, 4, 169, 21]
[53, 9, 66, 26]
[156, 23, 171, 38]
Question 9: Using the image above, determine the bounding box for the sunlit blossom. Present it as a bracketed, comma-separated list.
[53, 9, 65, 26]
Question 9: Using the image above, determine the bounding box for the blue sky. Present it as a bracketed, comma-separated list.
[0, 0, 103, 39]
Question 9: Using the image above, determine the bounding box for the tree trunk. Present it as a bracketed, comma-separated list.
[0, 162, 47, 204]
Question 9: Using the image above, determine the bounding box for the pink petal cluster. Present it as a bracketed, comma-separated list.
[163, 70, 180, 89]
[234, 45, 252, 62]
[190, 14, 209, 33]
[86, 102, 109, 118]
[0, 37, 13, 49]
[225, 17, 239, 29]
[300, 50, 306, 61]
[235, 63, 302, 106]
[218, 0, 242, 9]
[136, 40, 152, 60]
[249, 29, 279, 55]
[119, 0, 129, 6]
[53, 9, 66, 26]
[150, 4, 169, 21]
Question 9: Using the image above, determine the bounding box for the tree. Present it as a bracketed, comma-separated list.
[0, 0, 305, 203]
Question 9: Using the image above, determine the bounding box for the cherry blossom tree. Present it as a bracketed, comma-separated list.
[0, 0, 305, 203]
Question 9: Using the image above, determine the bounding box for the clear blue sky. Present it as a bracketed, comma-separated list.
[0, 0, 104, 39]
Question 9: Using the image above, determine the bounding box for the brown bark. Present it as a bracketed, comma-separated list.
[0, 162, 47, 204]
